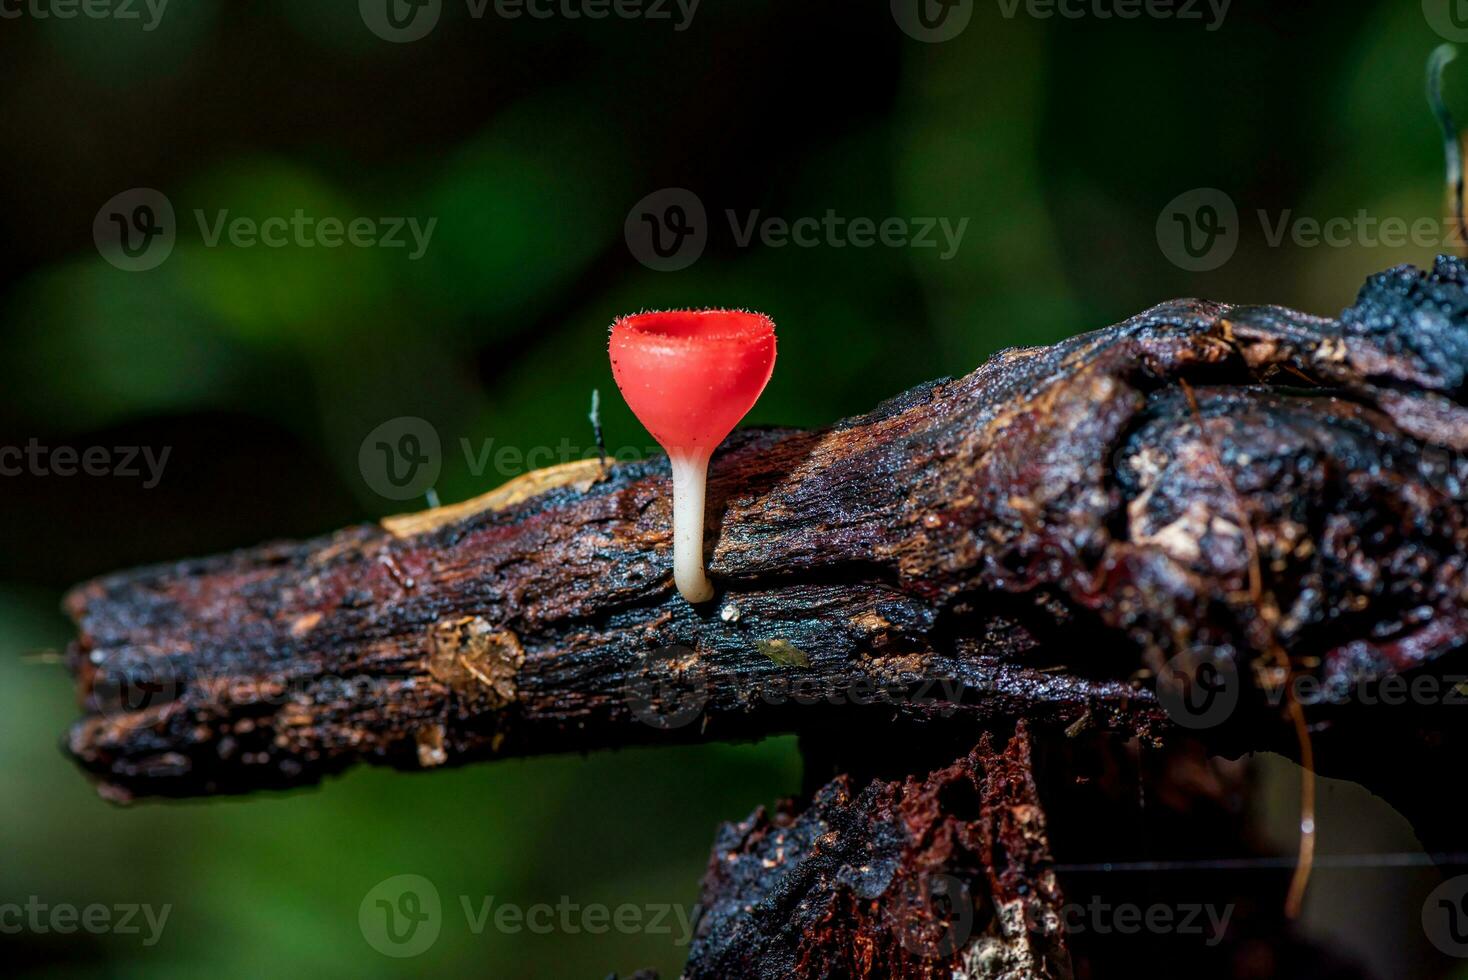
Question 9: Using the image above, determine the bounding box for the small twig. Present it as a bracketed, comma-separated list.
[1428, 44, 1467, 256]
[589, 388, 607, 470]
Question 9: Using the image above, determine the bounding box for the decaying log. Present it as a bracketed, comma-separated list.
[687, 723, 1068, 980]
[686, 728, 1373, 980]
[62, 257, 1468, 801]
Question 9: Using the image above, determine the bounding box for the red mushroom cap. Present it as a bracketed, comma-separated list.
[609, 310, 777, 458]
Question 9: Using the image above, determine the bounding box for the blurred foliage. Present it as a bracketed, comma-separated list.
[2, 1, 1467, 976]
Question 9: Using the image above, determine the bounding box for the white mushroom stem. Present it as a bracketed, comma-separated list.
[669, 453, 715, 603]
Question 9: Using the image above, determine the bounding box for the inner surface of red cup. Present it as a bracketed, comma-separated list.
[609, 310, 777, 458]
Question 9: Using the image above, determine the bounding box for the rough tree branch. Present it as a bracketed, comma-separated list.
[63, 259, 1468, 803]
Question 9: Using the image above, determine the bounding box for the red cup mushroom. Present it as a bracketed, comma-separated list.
[609, 310, 777, 603]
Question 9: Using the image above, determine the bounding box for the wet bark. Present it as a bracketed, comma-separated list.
[57, 259, 1468, 976]
[687, 728, 1374, 979]
[62, 258, 1468, 808]
[687, 723, 1069, 980]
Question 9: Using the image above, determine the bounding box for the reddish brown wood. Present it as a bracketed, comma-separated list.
[62, 259, 1468, 806]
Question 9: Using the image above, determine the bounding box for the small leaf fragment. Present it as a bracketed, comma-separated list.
[756, 638, 809, 668]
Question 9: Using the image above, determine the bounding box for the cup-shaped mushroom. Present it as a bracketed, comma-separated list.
[610, 310, 777, 603]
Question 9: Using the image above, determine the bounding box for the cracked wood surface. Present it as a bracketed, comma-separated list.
[687, 724, 1069, 980]
[62, 258, 1468, 801]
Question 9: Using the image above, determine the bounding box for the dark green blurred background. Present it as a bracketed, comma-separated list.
[2, 1, 1467, 976]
